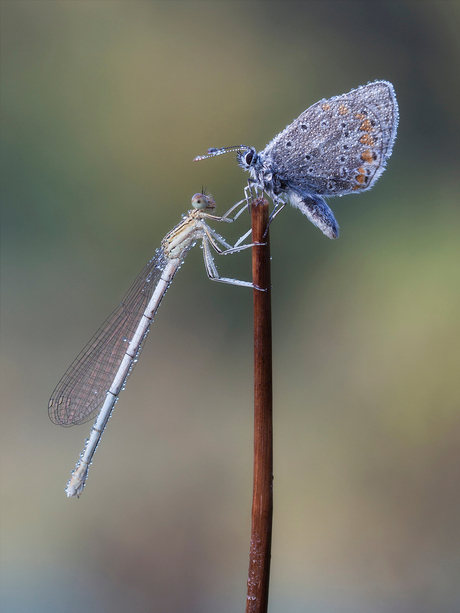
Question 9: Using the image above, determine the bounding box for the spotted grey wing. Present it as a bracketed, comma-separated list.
[48, 249, 169, 427]
[261, 81, 398, 197]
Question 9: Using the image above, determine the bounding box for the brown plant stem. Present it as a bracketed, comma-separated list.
[245, 197, 273, 613]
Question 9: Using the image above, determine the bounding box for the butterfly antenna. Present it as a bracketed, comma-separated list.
[193, 145, 250, 162]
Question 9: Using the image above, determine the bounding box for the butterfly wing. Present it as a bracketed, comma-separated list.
[261, 81, 399, 197]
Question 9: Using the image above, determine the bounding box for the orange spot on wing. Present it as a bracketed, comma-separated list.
[322, 103, 331, 111]
[360, 119, 373, 132]
[360, 133, 375, 146]
[361, 149, 374, 163]
[355, 168, 366, 186]
[338, 104, 349, 115]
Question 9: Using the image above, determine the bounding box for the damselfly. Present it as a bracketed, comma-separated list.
[49, 193, 252, 497]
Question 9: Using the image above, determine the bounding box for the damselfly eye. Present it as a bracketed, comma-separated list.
[191, 192, 214, 210]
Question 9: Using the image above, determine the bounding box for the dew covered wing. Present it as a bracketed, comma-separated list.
[261, 81, 398, 197]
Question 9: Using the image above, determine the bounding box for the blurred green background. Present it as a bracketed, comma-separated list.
[1, 1, 460, 612]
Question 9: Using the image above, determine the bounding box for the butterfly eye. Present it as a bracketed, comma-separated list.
[245, 151, 254, 165]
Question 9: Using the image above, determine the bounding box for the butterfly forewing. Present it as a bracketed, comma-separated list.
[263, 81, 398, 196]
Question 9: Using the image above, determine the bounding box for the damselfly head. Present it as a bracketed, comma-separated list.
[191, 191, 216, 211]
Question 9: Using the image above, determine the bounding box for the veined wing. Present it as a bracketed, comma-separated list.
[49, 248, 171, 426]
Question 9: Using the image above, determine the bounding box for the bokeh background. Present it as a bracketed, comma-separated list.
[1, 2, 460, 612]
